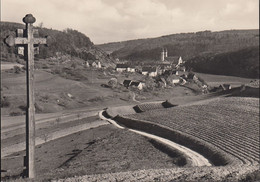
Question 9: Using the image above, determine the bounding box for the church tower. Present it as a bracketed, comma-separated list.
[165, 48, 168, 57]
[161, 48, 165, 62]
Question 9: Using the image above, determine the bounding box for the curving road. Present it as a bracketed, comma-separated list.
[99, 110, 211, 167]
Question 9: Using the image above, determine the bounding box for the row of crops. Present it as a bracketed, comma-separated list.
[129, 97, 259, 165]
[135, 102, 165, 112]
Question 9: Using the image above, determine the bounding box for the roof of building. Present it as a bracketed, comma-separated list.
[116, 64, 128, 68]
[165, 56, 179, 64]
[123, 80, 131, 87]
[142, 67, 157, 72]
[130, 81, 142, 87]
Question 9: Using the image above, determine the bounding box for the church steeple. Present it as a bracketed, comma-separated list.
[161, 48, 165, 62]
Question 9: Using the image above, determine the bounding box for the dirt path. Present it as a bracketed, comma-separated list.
[99, 111, 211, 167]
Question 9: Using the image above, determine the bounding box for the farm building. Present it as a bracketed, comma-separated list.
[123, 80, 145, 90]
[90, 61, 101, 68]
[142, 67, 158, 77]
[123, 80, 132, 88]
[222, 84, 232, 90]
[170, 75, 180, 84]
[116, 64, 128, 72]
[127, 66, 136, 72]
[211, 84, 232, 92]
[84, 61, 90, 67]
[130, 81, 145, 90]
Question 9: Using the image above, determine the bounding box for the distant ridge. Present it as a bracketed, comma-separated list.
[97, 29, 259, 78]
[97, 29, 259, 61]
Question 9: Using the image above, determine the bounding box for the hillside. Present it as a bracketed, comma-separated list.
[0, 21, 115, 67]
[97, 29, 259, 62]
[185, 46, 259, 79]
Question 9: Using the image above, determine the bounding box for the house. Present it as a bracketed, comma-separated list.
[211, 84, 232, 92]
[171, 75, 180, 84]
[90, 61, 101, 68]
[159, 78, 167, 87]
[116, 64, 128, 72]
[173, 70, 179, 75]
[179, 78, 187, 85]
[127, 66, 135, 72]
[91, 62, 97, 68]
[123, 80, 132, 88]
[223, 84, 232, 90]
[142, 67, 158, 77]
[84, 61, 90, 67]
[130, 81, 145, 90]
[158, 63, 172, 74]
[97, 61, 101, 68]
[123, 80, 145, 90]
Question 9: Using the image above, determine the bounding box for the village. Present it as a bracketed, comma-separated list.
[67, 47, 234, 95]
[115, 49, 190, 91]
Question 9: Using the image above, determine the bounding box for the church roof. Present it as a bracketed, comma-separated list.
[164, 56, 179, 64]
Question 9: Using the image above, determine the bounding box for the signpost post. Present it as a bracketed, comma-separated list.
[5, 14, 49, 178]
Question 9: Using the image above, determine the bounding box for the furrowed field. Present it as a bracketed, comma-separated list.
[129, 97, 259, 165]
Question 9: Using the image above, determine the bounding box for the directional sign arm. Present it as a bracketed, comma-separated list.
[32, 38, 47, 45]
[15, 37, 29, 45]
[5, 35, 16, 47]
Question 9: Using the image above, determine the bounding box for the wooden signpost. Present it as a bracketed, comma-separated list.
[5, 14, 49, 178]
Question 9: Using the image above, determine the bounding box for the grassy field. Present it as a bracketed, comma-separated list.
[1, 67, 199, 116]
[1, 124, 189, 181]
[194, 72, 254, 87]
[1, 69, 137, 116]
[129, 97, 259, 165]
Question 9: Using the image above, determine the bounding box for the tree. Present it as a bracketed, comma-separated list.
[108, 78, 117, 88]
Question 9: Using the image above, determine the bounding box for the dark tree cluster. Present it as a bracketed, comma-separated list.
[0, 22, 94, 60]
[185, 46, 259, 79]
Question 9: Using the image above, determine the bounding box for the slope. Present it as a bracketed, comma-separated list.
[97, 29, 259, 62]
[185, 46, 259, 78]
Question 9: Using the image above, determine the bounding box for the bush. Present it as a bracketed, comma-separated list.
[9, 111, 23, 116]
[13, 65, 21, 73]
[108, 78, 117, 88]
[18, 105, 27, 111]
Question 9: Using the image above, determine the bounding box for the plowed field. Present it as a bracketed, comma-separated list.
[129, 97, 259, 165]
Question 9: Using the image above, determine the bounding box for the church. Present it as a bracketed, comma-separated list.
[160, 48, 185, 71]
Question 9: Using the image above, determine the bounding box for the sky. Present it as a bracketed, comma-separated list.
[1, 0, 259, 44]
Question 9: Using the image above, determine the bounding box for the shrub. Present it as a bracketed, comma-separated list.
[18, 105, 27, 111]
[9, 111, 23, 116]
[13, 65, 21, 73]
[108, 78, 117, 88]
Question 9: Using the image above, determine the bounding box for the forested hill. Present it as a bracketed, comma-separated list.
[97, 30, 259, 62]
[185, 46, 259, 79]
[0, 22, 115, 67]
